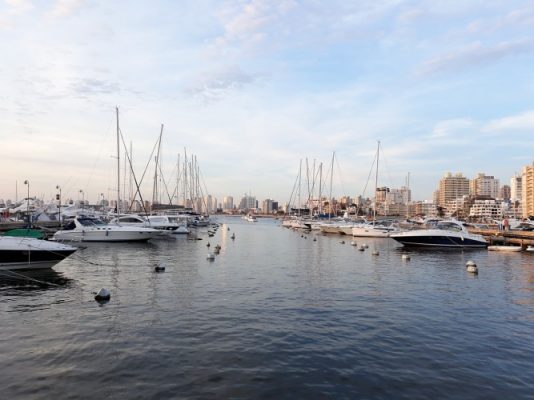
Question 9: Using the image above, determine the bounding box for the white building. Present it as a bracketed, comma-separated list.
[223, 196, 234, 212]
[470, 173, 499, 198]
[469, 199, 504, 219]
[510, 174, 522, 202]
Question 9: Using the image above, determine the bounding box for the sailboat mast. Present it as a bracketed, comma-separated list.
[373, 141, 380, 224]
[116, 106, 121, 216]
[329, 151, 335, 219]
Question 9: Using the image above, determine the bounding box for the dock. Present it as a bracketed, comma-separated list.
[467, 228, 534, 248]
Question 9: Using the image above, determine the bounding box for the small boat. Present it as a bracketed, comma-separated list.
[526, 245, 534, 252]
[0, 236, 77, 270]
[487, 245, 522, 252]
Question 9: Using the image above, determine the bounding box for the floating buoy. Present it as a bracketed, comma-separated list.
[215, 244, 221, 250]
[94, 288, 111, 302]
[363, 244, 369, 248]
[351, 241, 357, 246]
[206, 242, 211, 247]
[358, 246, 365, 251]
[154, 263, 166, 272]
[340, 240, 345, 244]
[207, 253, 215, 260]
[313, 238, 317, 242]
[231, 234, 235, 240]
[372, 250, 379, 256]
[402, 254, 410, 261]
[227, 227, 230, 231]
[466, 260, 478, 274]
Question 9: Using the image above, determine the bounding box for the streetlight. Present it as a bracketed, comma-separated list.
[23, 180, 30, 226]
[56, 185, 62, 227]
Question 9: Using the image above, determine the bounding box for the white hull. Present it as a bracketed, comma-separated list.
[487, 245, 522, 252]
[54, 230, 160, 242]
[351, 225, 395, 238]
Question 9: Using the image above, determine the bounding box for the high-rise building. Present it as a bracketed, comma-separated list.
[499, 185, 511, 201]
[239, 194, 256, 211]
[437, 172, 470, 208]
[470, 173, 499, 198]
[510, 174, 522, 202]
[522, 162, 534, 218]
[262, 199, 274, 214]
[223, 196, 234, 212]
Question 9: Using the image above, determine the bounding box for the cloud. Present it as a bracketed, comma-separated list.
[5, 0, 34, 14]
[47, 0, 85, 19]
[70, 78, 120, 96]
[417, 39, 534, 76]
[185, 66, 262, 103]
[430, 118, 475, 138]
[483, 110, 534, 133]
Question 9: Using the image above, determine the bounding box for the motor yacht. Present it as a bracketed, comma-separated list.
[390, 221, 487, 248]
[0, 236, 77, 270]
[53, 216, 161, 242]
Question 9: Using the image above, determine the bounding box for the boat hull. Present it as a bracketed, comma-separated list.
[0, 237, 77, 270]
[54, 230, 160, 242]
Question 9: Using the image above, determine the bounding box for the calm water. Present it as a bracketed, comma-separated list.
[1, 217, 533, 399]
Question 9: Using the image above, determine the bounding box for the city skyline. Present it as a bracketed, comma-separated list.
[1, 1, 534, 202]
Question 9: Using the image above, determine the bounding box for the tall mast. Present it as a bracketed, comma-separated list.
[329, 151, 335, 219]
[373, 141, 380, 225]
[116, 106, 120, 215]
[152, 124, 164, 206]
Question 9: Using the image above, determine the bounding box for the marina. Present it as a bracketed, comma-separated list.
[1, 217, 533, 399]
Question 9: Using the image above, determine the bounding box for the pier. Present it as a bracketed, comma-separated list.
[468, 228, 534, 248]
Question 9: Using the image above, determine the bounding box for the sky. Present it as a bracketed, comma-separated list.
[1, 0, 533, 205]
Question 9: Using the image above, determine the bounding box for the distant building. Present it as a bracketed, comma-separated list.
[499, 185, 511, 201]
[239, 194, 256, 212]
[438, 172, 470, 208]
[223, 196, 234, 212]
[522, 162, 534, 218]
[469, 199, 504, 220]
[470, 173, 499, 199]
[510, 174, 522, 202]
[262, 199, 274, 214]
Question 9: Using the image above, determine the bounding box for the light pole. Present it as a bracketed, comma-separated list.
[23, 180, 30, 226]
[56, 185, 62, 227]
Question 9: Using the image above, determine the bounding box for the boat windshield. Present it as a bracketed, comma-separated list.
[78, 218, 106, 227]
[436, 222, 463, 232]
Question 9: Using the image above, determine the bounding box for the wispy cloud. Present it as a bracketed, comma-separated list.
[417, 39, 534, 76]
[47, 0, 85, 19]
[185, 66, 262, 103]
[483, 110, 534, 133]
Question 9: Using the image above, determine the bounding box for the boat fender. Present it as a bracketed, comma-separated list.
[372, 250, 379, 256]
[402, 254, 410, 261]
[94, 288, 111, 302]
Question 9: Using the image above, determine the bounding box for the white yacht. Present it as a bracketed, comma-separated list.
[390, 221, 487, 248]
[0, 236, 77, 270]
[351, 221, 400, 238]
[54, 216, 161, 242]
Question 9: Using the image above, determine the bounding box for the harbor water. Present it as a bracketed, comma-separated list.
[1, 217, 533, 399]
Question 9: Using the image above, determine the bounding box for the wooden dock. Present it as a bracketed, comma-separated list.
[467, 228, 534, 248]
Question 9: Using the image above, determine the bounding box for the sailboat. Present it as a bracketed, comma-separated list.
[352, 141, 399, 238]
[54, 107, 161, 243]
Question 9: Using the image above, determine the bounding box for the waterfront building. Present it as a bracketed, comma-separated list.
[445, 195, 470, 219]
[239, 194, 256, 212]
[262, 199, 274, 214]
[411, 200, 437, 217]
[438, 173, 470, 208]
[470, 173, 499, 199]
[223, 196, 234, 212]
[510, 174, 522, 202]
[499, 185, 511, 201]
[469, 199, 504, 220]
[522, 162, 534, 218]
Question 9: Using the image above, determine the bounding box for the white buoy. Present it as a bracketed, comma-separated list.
[358, 246, 365, 251]
[207, 253, 215, 260]
[154, 263, 166, 272]
[402, 254, 410, 261]
[466, 260, 478, 274]
[372, 250, 379, 256]
[94, 288, 111, 301]
[351, 241, 357, 246]
[363, 243, 369, 248]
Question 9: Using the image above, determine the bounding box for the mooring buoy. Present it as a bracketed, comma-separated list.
[466, 260, 478, 274]
[402, 254, 410, 261]
[94, 288, 111, 302]
[154, 263, 166, 272]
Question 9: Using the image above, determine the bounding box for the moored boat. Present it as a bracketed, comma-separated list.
[0, 236, 77, 270]
[390, 221, 487, 248]
[487, 245, 522, 252]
